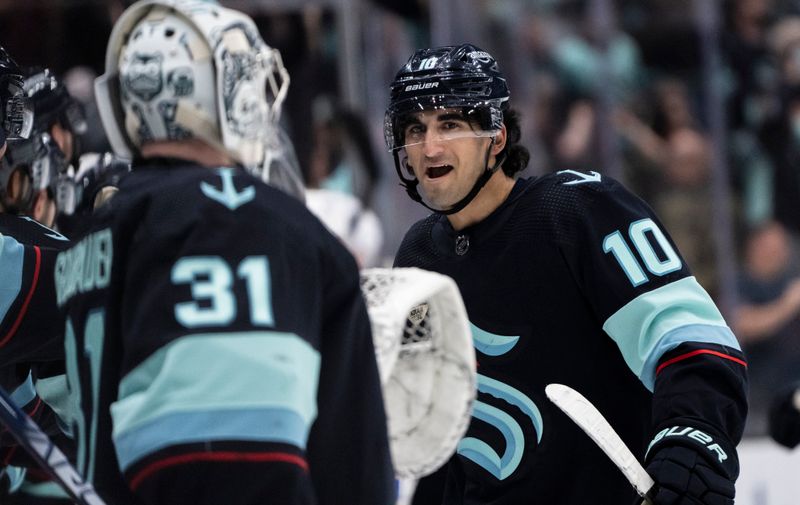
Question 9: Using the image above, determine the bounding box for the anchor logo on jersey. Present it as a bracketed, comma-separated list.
[200, 168, 255, 210]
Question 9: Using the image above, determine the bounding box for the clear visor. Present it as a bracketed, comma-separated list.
[384, 102, 503, 152]
[3, 94, 33, 140]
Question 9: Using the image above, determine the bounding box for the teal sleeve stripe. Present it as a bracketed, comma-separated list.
[11, 371, 36, 406]
[0, 234, 24, 324]
[640, 324, 739, 389]
[111, 331, 321, 460]
[114, 407, 308, 471]
[602, 277, 738, 391]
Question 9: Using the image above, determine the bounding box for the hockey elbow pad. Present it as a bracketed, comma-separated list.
[768, 384, 800, 449]
[644, 425, 737, 505]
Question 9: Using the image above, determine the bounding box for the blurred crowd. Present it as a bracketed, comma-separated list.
[2, 0, 800, 438]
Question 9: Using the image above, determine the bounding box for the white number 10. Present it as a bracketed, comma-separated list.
[602, 219, 682, 287]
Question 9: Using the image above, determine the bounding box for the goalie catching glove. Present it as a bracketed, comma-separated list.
[643, 424, 738, 505]
[360, 267, 476, 479]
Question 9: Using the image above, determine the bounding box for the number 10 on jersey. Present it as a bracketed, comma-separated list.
[602, 218, 682, 287]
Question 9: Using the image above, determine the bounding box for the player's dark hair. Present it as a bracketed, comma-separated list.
[499, 108, 529, 178]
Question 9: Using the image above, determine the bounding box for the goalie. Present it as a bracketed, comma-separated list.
[55, 1, 393, 504]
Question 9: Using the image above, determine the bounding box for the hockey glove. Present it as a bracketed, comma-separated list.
[768, 384, 800, 449]
[644, 425, 737, 505]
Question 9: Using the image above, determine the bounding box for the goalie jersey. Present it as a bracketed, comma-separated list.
[395, 171, 747, 505]
[55, 161, 394, 505]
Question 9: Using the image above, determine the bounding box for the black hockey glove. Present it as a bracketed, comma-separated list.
[768, 384, 800, 449]
[643, 425, 737, 505]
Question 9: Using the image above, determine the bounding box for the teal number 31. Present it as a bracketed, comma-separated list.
[171, 255, 274, 328]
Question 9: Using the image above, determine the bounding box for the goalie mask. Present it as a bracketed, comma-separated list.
[95, 0, 289, 174]
[385, 44, 509, 214]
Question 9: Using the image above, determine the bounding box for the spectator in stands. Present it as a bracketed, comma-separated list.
[734, 220, 800, 435]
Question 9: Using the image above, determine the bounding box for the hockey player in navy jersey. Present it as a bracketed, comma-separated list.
[388, 44, 748, 505]
[0, 44, 77, 503]
[0, 44, 69, 391]
[54, 1, 394, 505]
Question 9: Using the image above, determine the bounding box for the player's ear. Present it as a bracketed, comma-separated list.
[491, 124, 507, 156]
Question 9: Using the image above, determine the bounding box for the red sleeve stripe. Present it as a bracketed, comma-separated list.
[0, 245, 41, 348]
[656, 348, 747, 375]
[129, 451, 308, 490]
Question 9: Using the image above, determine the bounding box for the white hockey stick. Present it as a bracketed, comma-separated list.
[545, 384, 655, 504]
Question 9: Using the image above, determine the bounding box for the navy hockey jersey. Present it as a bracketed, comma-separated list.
[0, 213, 74, 503]
[55, 161, 394, 505]
[395, 171, 747, 505]
[0, 213, 69, 368]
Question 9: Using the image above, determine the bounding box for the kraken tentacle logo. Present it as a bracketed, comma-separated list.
[457, 323, 543, 480]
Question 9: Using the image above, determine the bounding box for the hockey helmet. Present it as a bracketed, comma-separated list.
[24, 68, 88, 141]
[95, 0, 289, 173]
[0, 45, 33, 144]
[384, 43, 510, 152]
[0, 132, 69, 214]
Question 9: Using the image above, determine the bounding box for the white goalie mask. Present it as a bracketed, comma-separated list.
[360, 267, 477, 479]
[95, 0, 290, 174]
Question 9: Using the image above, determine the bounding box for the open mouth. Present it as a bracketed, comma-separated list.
[426, 165, 454, 179]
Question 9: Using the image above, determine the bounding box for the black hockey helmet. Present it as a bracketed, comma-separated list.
[24, 68, 87, 140]
[384, 44, 511, 214]
[384, 43, 510, 152]
[0, 132, 69, 214]
[0, 45, 33, 144]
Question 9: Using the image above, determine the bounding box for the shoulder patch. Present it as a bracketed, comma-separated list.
[558, 170, 602, 186]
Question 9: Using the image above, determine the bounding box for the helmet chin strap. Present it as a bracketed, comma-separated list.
[394, 140, 506, 215]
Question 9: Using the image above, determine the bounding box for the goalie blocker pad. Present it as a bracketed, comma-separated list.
[360, 267, 476, 479]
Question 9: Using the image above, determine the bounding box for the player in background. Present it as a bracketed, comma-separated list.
[0, 45, 77, 503]
[387, 44, 748, 505]
[19, 67, 134, 237]
[0, 43, 68, 394]
[23, 68, 87, 169]
[55, 1, 394, 505]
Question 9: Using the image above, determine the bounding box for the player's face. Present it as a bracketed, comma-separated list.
[401, 109, 493, 210]
[31, 189, 57, 228]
